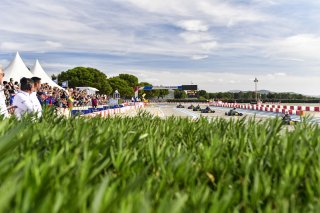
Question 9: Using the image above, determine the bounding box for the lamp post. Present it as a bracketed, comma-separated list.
[113, 90, 120, 105]
[254, 77, 258, 102]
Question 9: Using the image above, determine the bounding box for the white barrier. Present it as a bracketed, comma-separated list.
[209, 102, 306, 116]
[83, 103, 146, 118]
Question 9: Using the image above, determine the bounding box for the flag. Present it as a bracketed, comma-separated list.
[134, 86, 139, 99]
[61, 81, 68, 88]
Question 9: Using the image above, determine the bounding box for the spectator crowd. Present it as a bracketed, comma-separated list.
[0, 66, 109, 119]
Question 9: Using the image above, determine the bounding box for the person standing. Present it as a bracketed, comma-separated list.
[37, 92, 47, 107]
[92, 95, 98, 109]
[12, 78, 34, 119]
[31, 77, 42, 118]
[0, 66, 9, 118]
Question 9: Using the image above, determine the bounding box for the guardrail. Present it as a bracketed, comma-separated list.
[209, 102, 309, 116]
[81, 103, 145, 118]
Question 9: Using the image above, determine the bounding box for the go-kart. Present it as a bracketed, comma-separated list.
[176, 104, 185, 108]
[225, 110, 243, 116]
[193, 106, 202, 111]
[201, 107, 215, 113]
[282, 120, 298, 125]
[188, 104, 195, 109]
[282, 116, 298, 125]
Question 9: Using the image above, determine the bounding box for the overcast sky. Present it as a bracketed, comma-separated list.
[1, 0, 320, 95]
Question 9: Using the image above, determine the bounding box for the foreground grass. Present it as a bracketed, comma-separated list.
[0, 112, 320, 213]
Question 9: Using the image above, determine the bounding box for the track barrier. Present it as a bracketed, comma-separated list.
[79, 103, 146, 118]
[209, 102, 311, 116]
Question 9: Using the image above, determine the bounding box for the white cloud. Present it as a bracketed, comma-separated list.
[275, 72, 287, 76]
[123, 0, 270, 26]
[200, 41, 218, 51]
[179, 32, 213, 44]
[276, 58, 305, 62]
[197, 1, 269, 25]
[179, 30, 218, 56]
[1, 41, 63, 52]
[0, 42, 24, 51]
[268, 34, 320, 61]
[45, 41, 63, 49]
[192, 55, 209, 60]
[266, 72, 287, 79]
[176, 20, 209, 32]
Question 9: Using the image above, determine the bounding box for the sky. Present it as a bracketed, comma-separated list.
[0, 0, 320, 95]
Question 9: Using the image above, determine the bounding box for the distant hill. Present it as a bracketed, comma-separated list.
[228, 90, 242, 93]
[228, 90, 271, 94]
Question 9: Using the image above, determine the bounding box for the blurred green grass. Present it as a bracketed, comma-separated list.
[0, 111, 320, 213]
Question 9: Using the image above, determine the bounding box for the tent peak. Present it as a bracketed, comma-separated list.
[4, 52, 33, 81]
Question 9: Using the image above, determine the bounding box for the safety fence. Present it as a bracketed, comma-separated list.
[80, 103, 145, 118]
[208, 102, 313, 116]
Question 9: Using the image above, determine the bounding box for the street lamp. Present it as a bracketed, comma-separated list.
[254, 77, 258, 102]
[113, 90, 120, 105]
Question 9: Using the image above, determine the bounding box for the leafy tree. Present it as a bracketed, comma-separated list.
[118, 74, 139, 88]
[197, 90, 209, 99]
[197, 90, 207, 97]
[158, 90, 169, 99]
[138, 82, 159, 99]
[109, 77, 133, 98]
[58, 67, 112, 94]
[51, 74, 57, 81]
[174, 90, 187, 99]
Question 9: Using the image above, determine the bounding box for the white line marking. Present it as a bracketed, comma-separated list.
[174, 108, 199, 119]
[158, 107, 165, 118]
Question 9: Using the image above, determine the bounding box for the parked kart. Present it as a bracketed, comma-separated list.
[225, 109, 243, 116]
[188, 104, 195, 109]
[193, 105, 202, 111]
[176, 104, 185, 108]
[201, 107, 215, 113]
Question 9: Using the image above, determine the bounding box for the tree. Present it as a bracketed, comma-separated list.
[138, 82, 159, 99]
[197, 90, 209, 99]
[174, 90, 187, 99]
[158, 90, 169, 99]
[58, 67, 112, 94]
[118, 74, 139, 88]
[109, 77, 133, 98]
[51, 74, 57, 81]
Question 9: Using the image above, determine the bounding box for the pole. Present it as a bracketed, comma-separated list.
[254, 77, 258, 102]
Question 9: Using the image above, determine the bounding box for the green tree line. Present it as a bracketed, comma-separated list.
[199, 91, 319, 103]
[56, 67, 169, 99]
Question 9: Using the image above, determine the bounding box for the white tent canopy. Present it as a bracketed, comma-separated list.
[4, 52, 33, 82]
[76, 87, 99, 95]
[31, 59, 63, 89]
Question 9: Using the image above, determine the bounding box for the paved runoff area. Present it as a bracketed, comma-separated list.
[121, 103, 320, 124]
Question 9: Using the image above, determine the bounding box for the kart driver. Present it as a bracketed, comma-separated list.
[282, 111, 292, 123]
